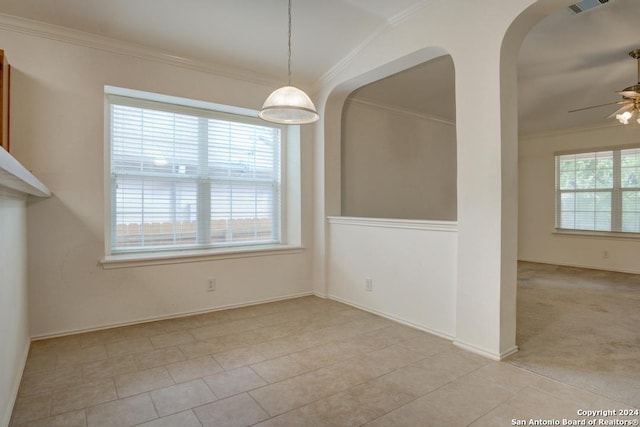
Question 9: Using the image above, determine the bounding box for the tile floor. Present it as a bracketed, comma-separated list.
[10, 296, 639, 426]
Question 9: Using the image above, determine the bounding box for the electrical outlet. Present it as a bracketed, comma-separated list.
[603, 250, 609, 259]
[207, 278, 216, 292]
[365, 278, 373, 292]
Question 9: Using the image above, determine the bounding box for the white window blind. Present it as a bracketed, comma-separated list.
[555, 146, 640, 233]
[108, 96, 283, 254]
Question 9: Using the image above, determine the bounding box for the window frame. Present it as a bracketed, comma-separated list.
[554, 144, 640, 238]
[102, 87, 303, 267]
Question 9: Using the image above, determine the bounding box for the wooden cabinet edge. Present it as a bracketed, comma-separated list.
[0, 49, 10, 153]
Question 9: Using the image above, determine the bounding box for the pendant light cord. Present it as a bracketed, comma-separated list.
[287, 0, 292, 86]
[258, 0, 318, 124]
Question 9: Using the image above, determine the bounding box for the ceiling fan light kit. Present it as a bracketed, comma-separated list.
[614, 49, 640, 124]
[570, 49, 640, 125]
[259, 0, 319, 125]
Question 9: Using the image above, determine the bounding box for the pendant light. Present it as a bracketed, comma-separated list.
[259, 0, 319, 125]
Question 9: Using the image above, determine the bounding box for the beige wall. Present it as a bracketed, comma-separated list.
[328, 217, 457, 339]
[0, 0, 567, 365]
[0, 196, 29, 426]
[519, 123, 640, 273]
[1, 23, 314, 338]
[341, 100, 457, 220]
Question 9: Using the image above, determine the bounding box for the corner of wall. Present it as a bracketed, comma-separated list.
[2, 339, 30, 427]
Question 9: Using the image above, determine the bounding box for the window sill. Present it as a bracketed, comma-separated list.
[553, 229, 640, 240]
[100, 244, 305, 269]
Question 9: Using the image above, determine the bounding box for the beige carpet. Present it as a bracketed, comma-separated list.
[507, 261, 640, 408]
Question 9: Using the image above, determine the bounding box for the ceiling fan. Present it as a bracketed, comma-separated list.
[569, 49, 640, 125]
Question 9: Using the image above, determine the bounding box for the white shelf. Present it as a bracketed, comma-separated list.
[0, 148, 50, 198]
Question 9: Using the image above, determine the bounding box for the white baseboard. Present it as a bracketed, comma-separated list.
[31, 292, 313, 341]
[325, 294, 455, 341]
[500, 345, 519, 359]
[518, 258, 640, 275]
[453, 340, 518, 361]
[3, 338, 30, 427]
[324, 294, 519, 361]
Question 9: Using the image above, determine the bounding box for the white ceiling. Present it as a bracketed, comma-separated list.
[0, 0, 639, 134]
[518, 0, 640, 134]
[350, 0, 640, 135]
[0, 0, 422, 87]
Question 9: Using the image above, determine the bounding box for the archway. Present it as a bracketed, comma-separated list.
[341, 55, 457, 221]
[321, 48, 460, 339]
[314, 0, 570, 360]
[507, 0, 640, 406]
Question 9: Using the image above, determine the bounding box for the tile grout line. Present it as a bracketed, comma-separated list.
[14, 298, 515, 426]
[145, 391, 162, 424]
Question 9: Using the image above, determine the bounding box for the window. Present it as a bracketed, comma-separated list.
[556, 146, 640, 234]
[106, 92, 287, 255]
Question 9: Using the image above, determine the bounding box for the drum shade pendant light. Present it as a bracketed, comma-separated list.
[259, 0, 319, 124]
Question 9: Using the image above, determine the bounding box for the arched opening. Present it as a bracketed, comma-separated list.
[341, 55, 457, 221]
[319, 0, 627, 362]
[508, 0, 640, 407]
[324, 49, 458, 339]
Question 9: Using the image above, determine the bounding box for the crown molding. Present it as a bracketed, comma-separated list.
[387, 0, 431, 27]
[0, 13, 282, 88]
[519, 120, 628, 140]
[313, 0, 430, 92]
[312, 25, 386, 93]
[346, 97, 456, 126]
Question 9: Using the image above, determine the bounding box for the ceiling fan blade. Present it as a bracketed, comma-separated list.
[617, 90, 640, 98]
[568, 100, 630, 113]
[607, 104, 634, 119]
